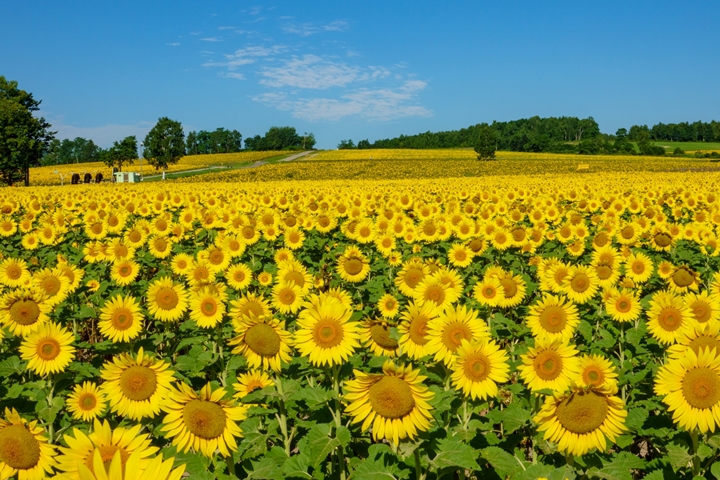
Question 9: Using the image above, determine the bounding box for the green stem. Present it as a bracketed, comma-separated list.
[46, 374, 55, 443]
[691, 429, 701, 476]
[332, 364, 347, 480]
[566, 453, 574, 468]
[414, 447, 425, 480]
[216, 323, 226, 386]
[275, 376, 292, 456]
[225, 452, 236, 477]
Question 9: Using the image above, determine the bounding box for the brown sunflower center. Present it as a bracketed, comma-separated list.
[690, 301, 711, 323]
[86, 445, 130, 476]
[313, 319, 345, 348]
[582, 367, 604, 387]
[183, 400, 227, 439]
[128, 230, 142, 242]
[37, 338, 61, 360]
[111, 308, 134, 330]
[233, 270, 246, 282]
[79, 393, 98, 410]
[369, 324, 399, 350]
[118, 264, 133, 277]
[9, 299, 41, 325]
[0, 424, 41, 470]
[454, 249, 467, 261]
[201, 298, 218, 316]
[343, 258, 364, 276]
[278, 289, 296, 305]
[463, 351, 490, 382]
[209, 250, 224, 265]
[284, 271, 305, 287]
[688, 337, 720, 356]
[654, 232, 672, 247]
[556, 391, 609, 434]
[596, 265, 612, 280]
[156, 287, 179, 310]
[538, 305, 567, 333]
[368, 376, 415, 419]
[404, 268, 424, 289]
[153, 237, 168, 252]
[240, 301, 265, 318]
[570, 273, 590, 293]
[408, 316, 429, 345]
[423, 285, 445, 305]
[119, 365, 157, 401]
[673, 268, 695, 287]
[441, 321, 472, 352]
[41, 276, 62, 295]
[533, 350, 564, 381]
[682, 367, 720, 409]
[615, 298, 631, 313]
[658, 307, 683, 332]
[499, 278, 517, 298]
[621, 226, 635, 239]
[244, 324, 281, 356]
[632, 262, 646, 274]
[482, 286, 497, 299]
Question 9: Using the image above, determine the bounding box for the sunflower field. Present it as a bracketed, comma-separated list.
[2, 164, 720, 480]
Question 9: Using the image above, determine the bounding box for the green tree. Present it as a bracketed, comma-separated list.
[0, 77, 54, 186]
[337, 139, 355, 149]
[143, 117, 185, 177]
[103, 136, 138, 172]
[474, 124, 498, 160]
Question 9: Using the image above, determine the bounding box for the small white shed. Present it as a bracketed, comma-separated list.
[114, 172, 142, 183]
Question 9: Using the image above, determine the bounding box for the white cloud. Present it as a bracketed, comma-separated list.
[248, 6, 262, 15]
[282, 20, 348, 37]
[218, 26, 236, 30]
[252, 80, 431, 121]
[45, 118, 155, 148]
[201, 37, 221, 42]
[166, 42, 180, 47]
[203, 45, 285, 70]
[259, 55, 389, 89]
[219, 72, 245, 80]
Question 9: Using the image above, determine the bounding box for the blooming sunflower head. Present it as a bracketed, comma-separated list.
[0, 408, 56, 479]
[0, 288, 51, 337]
[519, 337, 580, 393]
[146, 277, 189, 322]
[294, 295, 360, 367]
[229, 315, 293, 372]
[426, 305, 489, 367]
[99, 295, 144, 343]
[66, 382, 107, 422]
[19, 322, 76, 376]
[451, 339, 510, 400]
[360, 319, 400, 357]
[344, 361, 435, 445]
[233, 370, 275, 399]
[526, 294, 579, 342]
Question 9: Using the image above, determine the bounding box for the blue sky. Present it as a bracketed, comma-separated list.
[3, 1, 719, 149]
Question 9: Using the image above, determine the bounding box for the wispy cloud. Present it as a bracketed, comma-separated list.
[219, 72, 245, 80]
[166, 42, 180, 47]
[259, 55, 388, 89]
[45, 117, 155, 148]
[282, 20, 348, 37]
[218, 26, 236, 30]
[201, 37, 222, 42]
[203, 45, 285, 70]
[253, 80, 431, 121]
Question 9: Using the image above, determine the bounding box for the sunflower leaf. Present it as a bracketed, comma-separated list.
[479, 446, 521, 477]
[430, 438, 480, 471]
[353, 456, 410, 480]
[666, 441, 693, 472]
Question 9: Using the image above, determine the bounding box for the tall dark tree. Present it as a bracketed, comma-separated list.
[244, 127, 314, 151]
[103, 136, 138, 172]
[474, 124, 498, 160]
[0, 77, 54, 186]
[143, 117, 185, 177]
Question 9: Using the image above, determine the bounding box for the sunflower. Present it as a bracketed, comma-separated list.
[169, 253, 194, 277]
[233, 370, 275, 399]
[0, 258, 30, 288]
[519, 338, 580, 393]
[147, 235, 173, 259]
[55, 419, 158, 479]
[494, 271, 527, 308]
[57, 262, 84, 292]
[447, 243, 474, 268]
[526, 294, 579, 342]
[684, 291, 720, 325]
[425, 305, 490, 367]
[624, 252, 654, 284]
[413, 277, 455, 310]
[32, 268, 70, 306]
[276, 260, 313, 294]
[377, 293, 400, 319]
[99, 295, 144, 343]
[198, 245, 231, 273]
[472, 277, 505, 307]
[54, 449, 185, 480]
[66, 382, 107, 422]
[146, 277, 189, 322]
[604, 288, 643, 323]
[229, 293, 272, 327]
[189, 287, 225, 329]
[229, 315, 293, 371]
[575, 354, 618, 389]
[655, 347, 720, 433]
[110, 259, 140, 287]
[0, 289, 51, 336]
[360, 319, 400, 357]
[0, 408, 56, 480]
[185, 261, 216, 287]
[667, 321, 720, 360]
[100, 348, 176, 420]
[257, 271, 273, 286]
[20, 322, 76, 376]
[561, 265, 599, 304]
[395, 260, 428, 297]
[161, 382, 247, 458]
[534, 382, 627, 456]
[647, 291, 693, 345]
[668, 265, 700, 293]
[294, 295, 361, 367]
[397, 301, 439, 360]
[336, 246, 370, 283]
[344, 361, 434, 445]
[271, 282, 304, 315]
[451, 339, 510, 400]
[226, 263, 253, 291]
[322, 287, 354, 311]
[543, 262, 571, 294]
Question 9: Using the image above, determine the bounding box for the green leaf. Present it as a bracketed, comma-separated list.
[300, 424, 340, 469]
[291, 385, 335, 408]
[352, 457, 410, 480]
[0, 356, 24, 377]
[480, 447, 522, 478]
[625, 408, 648, 431]
[170, 450, 210, 477]
[666, 442, 692, 472]
[282, 454, 312, 479]
[430, 439, 480, 471]
[500, 403, 531, 435]
[711, 461, 720, 479]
